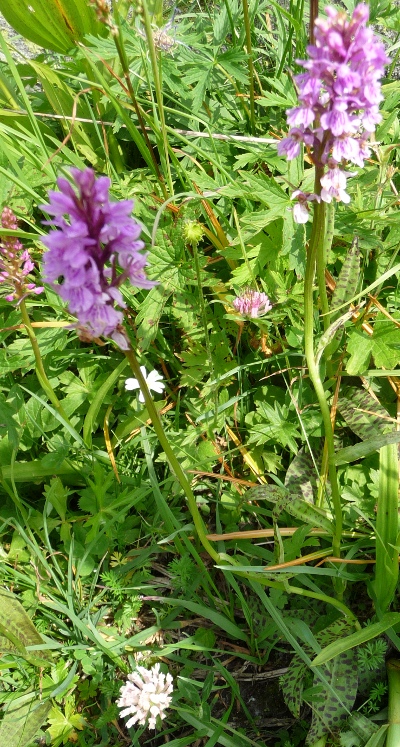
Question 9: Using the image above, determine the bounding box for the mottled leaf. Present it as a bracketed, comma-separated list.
[338, 387, 392, 440]
[285, 448, 320, 504]
[280, 655, 310, 717]
[331, 238, 360, 317]
[247, 484, 333, 534]
[306, 650, 358, 745]
[0, 588, 52, 667]
[0, 694, 51, 747]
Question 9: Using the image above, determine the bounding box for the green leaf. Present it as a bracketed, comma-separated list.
[280, 655, 309, 717]
[0, 394, 19, 448]
[285, 448, 320, 503]
[346, 331, 374, 375]
[312, 614, 400, 666]
[373, 444, 399, 612]
[83, 358, 128, 447]
[331, 238, 361, 318]
[306, 649, 358, 745]
[43, 478, 69, 521]
[0, 588, 52, 668]
[247, 484, 334, 535]
[0, 0, 105, 53]
[153, 597, 247, 642]
[0, 694, 51, 747]
[334, 430, 400, 465]
[338, 387, 392, 440]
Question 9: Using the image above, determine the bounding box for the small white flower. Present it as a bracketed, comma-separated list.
[291, 190, 320, 224]
[117, 663, 173, 730]
[125, 366, 165, 403]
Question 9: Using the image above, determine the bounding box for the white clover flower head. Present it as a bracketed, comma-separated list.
[125, 366, 165, 403]
[117, 663, 173, 730]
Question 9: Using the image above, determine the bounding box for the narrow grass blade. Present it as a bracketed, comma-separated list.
[373, 443, 399, 612]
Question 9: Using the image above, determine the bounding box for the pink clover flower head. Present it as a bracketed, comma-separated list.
[125, 366, 165, 403]
[233, 289, 272, 318]
[291, 190, 320, 223]
[279, 4, 388, 203]
[0, 207, 44, 303]
[40, 168, 156, 348]
[117, 663, 173, 730]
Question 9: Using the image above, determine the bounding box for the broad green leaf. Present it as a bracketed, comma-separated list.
[284, 449, 320, 503]
[346, 331, 374, 375]
[347, 713, 380, 743]
[312, 614, 400, 666]
[0, 694, 51, 747]
[306, 649, 358, 745]
[338, 387, 392, 440]
[0, 588, 52, 668]
[247, 484, 334, 534]
[331, 238, 361, 317]
[373, 444, 399, 612]
[0, 0, 105, 53]
[2, 459, 80, 483]
[280, 656, 309, 717]
[346, 316, 400, 375]
[334, 430, 400, 465]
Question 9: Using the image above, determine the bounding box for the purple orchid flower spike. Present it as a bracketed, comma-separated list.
[40, 168, 155, 349]
[0, 207, 44, 303]
[278, 4, 389, 205]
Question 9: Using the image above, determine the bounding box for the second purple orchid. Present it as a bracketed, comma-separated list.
[41, 168, 155, 349]
[278, 3, 389, 222]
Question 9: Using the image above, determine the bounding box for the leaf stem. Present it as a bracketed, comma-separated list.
[123, 347, 220, 562]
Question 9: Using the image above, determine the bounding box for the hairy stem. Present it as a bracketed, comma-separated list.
[124, 348, 220, 562]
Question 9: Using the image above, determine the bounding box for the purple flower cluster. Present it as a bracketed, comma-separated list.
[41, 168, 155, 349]
[233, 289, 272, 318]
[0, 207, 43, 303]
[278, 4, 389, 219]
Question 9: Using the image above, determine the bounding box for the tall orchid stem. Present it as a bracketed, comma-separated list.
[242, 0, 256, 136]
[304, 171, 342, 578]
[141, 0, 174, 197]
[19, 300, 70, 424]
[123, 347, 220, 563]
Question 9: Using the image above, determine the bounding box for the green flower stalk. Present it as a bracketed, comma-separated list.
[278, 4, 389, 583]
[40, 168, 220, 563]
